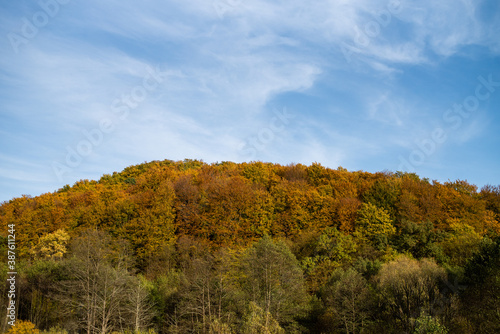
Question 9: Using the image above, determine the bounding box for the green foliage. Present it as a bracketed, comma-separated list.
[124, 177, 136, 185]
[362, 175, 401, 219]
[396, 221, 446, 261]
[242, 236, 309, 332]
[321, 268, 373, 333]
[459, 238, 500, 333]
[316, 227, 357, 262]
[440, 221, 482, 266]
[354, 257, 382, 279]
[300, 227, 357, 290]
[22, 259, 68, 329]
[356, 202, 396, 249]
[40, 327, 68, 334]
[413, 314, 448, 334]
[463, 237, 500, 286]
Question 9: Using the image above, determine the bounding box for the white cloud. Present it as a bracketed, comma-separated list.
[395, 0, 498, 56]
[0, 0, 499, 200]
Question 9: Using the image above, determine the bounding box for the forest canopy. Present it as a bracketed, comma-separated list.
[1, 159, 500, 333]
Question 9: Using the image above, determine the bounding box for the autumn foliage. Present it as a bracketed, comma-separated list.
[0, 159, 499, 333]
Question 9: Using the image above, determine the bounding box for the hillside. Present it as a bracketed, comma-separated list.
[1, 159, 500, 333]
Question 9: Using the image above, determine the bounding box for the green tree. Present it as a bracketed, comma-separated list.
[173, 246, 240, 334]
[413, 314, 448, 334]
[300, 227, 357, 291]
[356, 203, 395, 249]
[362, 175, 401, 220]
[440, 220, 482, 266]
[322, 268, 373, 334]
[241, 236, 308, 332]
[461, 237, 500, 333]
[396, 221, 445, 261]
[22, 260, 68, 330]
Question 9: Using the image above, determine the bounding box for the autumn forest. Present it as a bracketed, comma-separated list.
[1, 159, 500, 334]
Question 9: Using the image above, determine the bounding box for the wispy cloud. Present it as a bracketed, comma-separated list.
[0, 0, 499, 201]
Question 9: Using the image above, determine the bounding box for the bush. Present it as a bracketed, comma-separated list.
[6, 320, 39, 334]
[414, 314, 448, 334]
[40, 327, 68, 334]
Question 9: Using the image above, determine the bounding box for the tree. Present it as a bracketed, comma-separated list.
[460, 237, 500, 333]
[22, 260, 68, 330]
[322, 268, 373, 334]
[6, 320, 39, 334]
[177, 255, 218, 333]
[241, 302, 284, 334]
[356, 203, 395, 249]
[395, 221, 445, 261]
[127, 275, 156, 333]
[241, 236, 308, 332]
[300, 227, 357, 291]
[334, 197, 361, 233]
[376, 256, 446, 333]
[362, 175, 401, 220]
[270, 181, 312, 237]
[480, 185, 500, 216]
[174, 247, 239, 334]
[444, 180, 477, 196]
[440, 220, 482, 266]
[3, 160, 500, 333]
[122, 177, 177, 265]
[413, 314, 448, 334]
[30, 229, 70, 261]
[61, 230, 134, 334]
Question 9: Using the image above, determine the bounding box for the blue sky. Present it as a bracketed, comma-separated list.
[1, 0, 499, 201]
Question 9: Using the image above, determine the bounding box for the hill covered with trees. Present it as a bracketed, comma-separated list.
[1, 159, 500, 333]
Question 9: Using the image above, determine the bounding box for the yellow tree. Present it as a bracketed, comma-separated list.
[356, 203, 396, 249]
[440, 219, 482, 266]
[6, 320, 39, 334]
[30, 229, 70, 261]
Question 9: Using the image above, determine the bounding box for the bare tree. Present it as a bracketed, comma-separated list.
[127, 275, 156, 332]
[60, 230, 134, 334]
